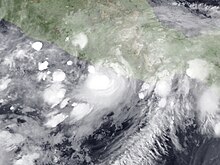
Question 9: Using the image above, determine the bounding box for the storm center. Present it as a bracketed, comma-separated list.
[86, 73, 111, 90]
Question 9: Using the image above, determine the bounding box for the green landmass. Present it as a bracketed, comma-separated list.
[0, 0, 220, 82]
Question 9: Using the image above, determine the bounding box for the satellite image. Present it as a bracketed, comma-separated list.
[0, 0, 220, 165]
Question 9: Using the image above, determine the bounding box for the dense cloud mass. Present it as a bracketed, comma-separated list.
[0, 19, 220, 165]
[0, 0, 220, 164]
